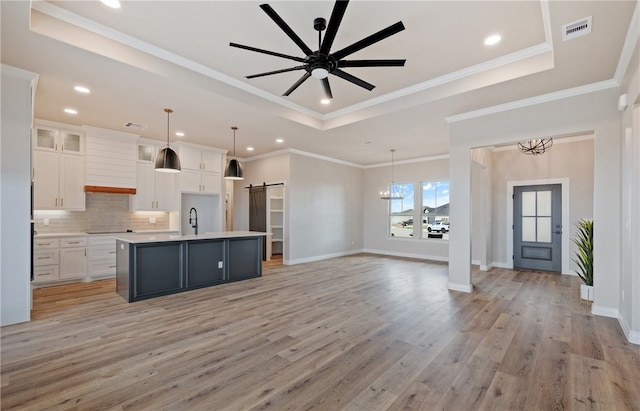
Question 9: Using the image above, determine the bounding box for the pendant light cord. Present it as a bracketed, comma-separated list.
[164, 108, 173, 147]
[231, 126, 238, 159]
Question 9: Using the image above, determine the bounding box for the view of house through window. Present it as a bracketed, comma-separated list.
[388, 183, 414, 238]
[422, 181, 450, 240]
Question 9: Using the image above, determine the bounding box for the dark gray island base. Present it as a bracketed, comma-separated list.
[116, 231, 267, 302]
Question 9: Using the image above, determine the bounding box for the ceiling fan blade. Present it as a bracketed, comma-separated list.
[331, 21, 405, 61]
[319, 0, 349, 55]
[283, 72, 311, 96]
[260, 4, 313, 56]
[246, 66, 307, 79]
[321, 78, 333, 99]
[332, 69, 375, 91]
[339, 59, 406, 68]
[230, 42, 306, 63]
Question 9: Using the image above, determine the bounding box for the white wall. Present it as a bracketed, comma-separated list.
[449, 87, 622, 317]
[180, 193, 220, 235]
[619, 42, 640, 343]
[287, 153, 363, 264]
[363, 157, 450, 260]
[1, 65, 38, 326]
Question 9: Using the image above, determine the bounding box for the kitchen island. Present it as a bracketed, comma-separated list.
[116, 231, 267, 302]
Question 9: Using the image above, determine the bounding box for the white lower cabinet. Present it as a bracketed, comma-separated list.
[88, 236, 117, 278]
[33, 237, 87, 284]
[33, 239, 60, 283]
[59, 238, 87, 280]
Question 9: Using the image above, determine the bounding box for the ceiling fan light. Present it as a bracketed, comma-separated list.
[311, 67, 329, 79]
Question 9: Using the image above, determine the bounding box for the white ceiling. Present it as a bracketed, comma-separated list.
[1, 1, 637, 165]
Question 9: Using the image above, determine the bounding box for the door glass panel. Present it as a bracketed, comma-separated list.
[36, 128, 56, 149]
[62, 132, 81, 152]
[537, 191, 551, 216]
[522, 217, 536, 241]
[537, 217, 552, 242]
[522, 192, 536, 216]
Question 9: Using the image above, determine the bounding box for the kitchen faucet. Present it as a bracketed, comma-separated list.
[189, 207, 198, 235]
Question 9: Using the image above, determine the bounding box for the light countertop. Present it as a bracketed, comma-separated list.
[115, 231, 269, 244]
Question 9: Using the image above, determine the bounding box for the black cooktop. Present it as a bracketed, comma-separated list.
[86, 230, 134, 234]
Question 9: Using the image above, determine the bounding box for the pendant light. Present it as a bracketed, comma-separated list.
[155, 108, 181, 173]
[518, 138, 553, 155]
[380, 149, 404, 200]
[224, 126, 244, 180]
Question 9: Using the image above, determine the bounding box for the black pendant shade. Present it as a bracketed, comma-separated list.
[155, 108, 181, 173]
[155, 146, 181, 173]
[224, 126, 244, 180]
[224, 158, 244, 180]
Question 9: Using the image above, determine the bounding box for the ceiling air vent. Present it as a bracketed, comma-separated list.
[123, 122, 147, 130]
[562, 16, 592, 41]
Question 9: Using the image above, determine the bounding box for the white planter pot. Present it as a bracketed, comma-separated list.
[580, 284, 594, 301]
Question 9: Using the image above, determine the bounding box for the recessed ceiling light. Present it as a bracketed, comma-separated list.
[101, 0, 121, 9]
[246, 146, 254, 151]
[74, 86, 90, 94]
[64, 108, 78, 115]
[320, 98, 331, 105]
[175, 131, 184, 137]
[484, 34, 501, 46]
[276, 138, 284, 143]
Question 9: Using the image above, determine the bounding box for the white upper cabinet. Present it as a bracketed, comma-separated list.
[175, 143, 224, 194]
[33, 123, 85, 211]
[131, 140, 177, 211]
[34, 126, 84, 155]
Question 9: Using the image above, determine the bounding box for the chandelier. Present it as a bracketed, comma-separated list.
[518, 138, 553, 155]
[380, 149, 404, 200]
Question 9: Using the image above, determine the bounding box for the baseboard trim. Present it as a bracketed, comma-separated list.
[591, 304, 619, 319]
[448, 282, 473, 293]
[618, 314, 640, 345]
[362, 248, 448, 262]
[284, 249, 362, 265]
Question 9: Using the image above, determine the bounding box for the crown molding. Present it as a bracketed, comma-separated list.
[613, 0, 640, 83]
[446, 79, 619, 123]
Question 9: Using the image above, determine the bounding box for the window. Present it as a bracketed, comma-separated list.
[421, 181, 450, 240]
[388, 183, 414, 238]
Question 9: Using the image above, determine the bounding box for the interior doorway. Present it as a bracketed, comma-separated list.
[513, 184, 562, 272]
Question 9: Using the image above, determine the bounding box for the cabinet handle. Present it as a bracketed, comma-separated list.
[109, 265, 117, 268]
[55, 143, 58, 151]
[37, 256, 51, 260]
[61, 144, 64, 152]
[61, 198, 63, 207]
[38, 242, 52, 246]
[68, 241, 80, 244]
[109, 251, 116, 254]
[55, 198, 58, 207]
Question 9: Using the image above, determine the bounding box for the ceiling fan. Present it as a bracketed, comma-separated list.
[229, 1, 406, 100]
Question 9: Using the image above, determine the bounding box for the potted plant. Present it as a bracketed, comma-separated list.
[573, 218, 593, 301]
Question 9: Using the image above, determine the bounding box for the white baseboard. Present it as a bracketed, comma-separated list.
[618, 313, 640, 345]
[492, 262, 511, 269]
[284, 249, 362, 265]
[448, 282, 473, 293]
[362, 248, 448, 262]
[591, 304, 619, 319]
[480, 263, 494, 271]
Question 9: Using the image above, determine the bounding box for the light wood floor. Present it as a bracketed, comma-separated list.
[2, 254, 639, 410]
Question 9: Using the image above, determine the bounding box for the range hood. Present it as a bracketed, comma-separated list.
[84, 185, 136, 195]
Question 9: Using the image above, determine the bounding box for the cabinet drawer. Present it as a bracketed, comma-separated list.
[34, 249, 59, 266]
[34, 238, 59, 249]
[33, 265, 60, 283]
[89, 245, 117, 261]
[88, 260, 117, 277]
[61, 237, 87, 248]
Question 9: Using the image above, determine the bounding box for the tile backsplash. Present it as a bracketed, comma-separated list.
[34, 193, 170, 234]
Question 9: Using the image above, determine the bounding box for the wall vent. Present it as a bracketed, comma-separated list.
[562, 16, 592, 41]
[123, 122, 147, 130]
